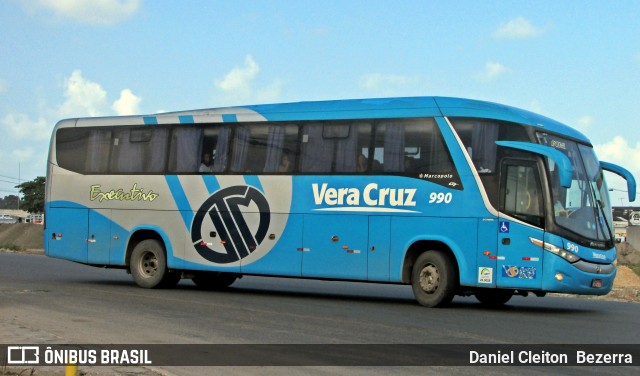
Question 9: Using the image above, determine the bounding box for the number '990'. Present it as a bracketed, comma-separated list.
[429, 192, 452, 204]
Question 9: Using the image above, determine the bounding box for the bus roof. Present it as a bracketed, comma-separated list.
[66, 96, 591, 144]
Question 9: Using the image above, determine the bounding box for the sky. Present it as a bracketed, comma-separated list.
[1, 0, 640, 205]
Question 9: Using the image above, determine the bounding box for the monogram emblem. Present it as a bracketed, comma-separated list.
[191, 186, 270, 263]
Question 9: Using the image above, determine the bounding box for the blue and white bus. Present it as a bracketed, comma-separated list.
[44, 96, 636, 307]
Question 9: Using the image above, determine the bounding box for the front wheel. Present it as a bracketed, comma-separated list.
[411, 251, 457, 307]
[130, 239, 180, 288]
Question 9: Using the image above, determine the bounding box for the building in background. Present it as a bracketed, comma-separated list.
[0, 209, 40, 224]
[611, 207, 640, 243]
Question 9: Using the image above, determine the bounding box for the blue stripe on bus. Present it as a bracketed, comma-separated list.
[179, 115, 195, 124]
[143, 116, 158, 125]
[222, 114, 238, 122]
[243, 176, 264, 192]
[201, 175, 220, 194]
[165, 175, 193, 230]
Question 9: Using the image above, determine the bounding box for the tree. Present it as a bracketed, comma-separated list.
[0, 195, 19, 209]
[16, 176, 45, 213]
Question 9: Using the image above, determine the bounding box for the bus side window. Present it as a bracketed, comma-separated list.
[56, 128, 112, 174]
[300, 122, 370, 174]
[300, 123, 334, 173]
[501, 162, 544, 227]
[200, 126, 230, 173]
[168, 126, 203, 173]
[263, 124, 299, 173]
[110, 127, 169, 173]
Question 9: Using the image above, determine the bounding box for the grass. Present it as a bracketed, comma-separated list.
[628, 264, 640, 278]
[0, 243, 24, 251]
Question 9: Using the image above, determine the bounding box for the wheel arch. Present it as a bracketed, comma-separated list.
[401, 238, 466, 285]
[125, 226, 173, 268]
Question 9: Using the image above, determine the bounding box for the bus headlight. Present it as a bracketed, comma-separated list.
[529, 237, 581, 263]
[544, 243, 581, 263]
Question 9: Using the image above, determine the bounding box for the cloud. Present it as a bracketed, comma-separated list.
[2, 70, 140, 141]
[58, 70, 109, 117]
[576, 115, 593, 132]
[1, 113, 50, 140]
[214, 55, 282, 105]
[216, 55, 260, 94]
[595, 136, 640, 197]
[475, 61, 508, 82]
[0, 70, 142, 184]
[112, 89, 141, 115]
[493, 17, 545, 39]
[32, 0, 141, 25]
[12, 147, 35, 161]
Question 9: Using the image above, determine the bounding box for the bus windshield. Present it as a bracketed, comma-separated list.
[538, 133, 613, 243]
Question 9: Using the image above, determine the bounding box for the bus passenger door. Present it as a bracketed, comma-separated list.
[302, 214, 368, 280]
[87, 210, 111, 265]
[497, 160, 544, 290]
[46, 207, 88, 263]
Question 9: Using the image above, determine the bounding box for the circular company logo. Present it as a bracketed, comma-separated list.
[191, 186, 270, 264]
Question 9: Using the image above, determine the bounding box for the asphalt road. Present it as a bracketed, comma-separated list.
[1, 252, 638, 375]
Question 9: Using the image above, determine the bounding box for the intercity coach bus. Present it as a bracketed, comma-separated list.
[44, 96, 636, 307]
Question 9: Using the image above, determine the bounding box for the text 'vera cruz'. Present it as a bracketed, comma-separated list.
[312, 183, 416, 207]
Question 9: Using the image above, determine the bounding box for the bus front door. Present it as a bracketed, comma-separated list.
[497, 160, 544, 290]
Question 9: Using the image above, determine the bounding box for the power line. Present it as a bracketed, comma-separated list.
[0, 174, 22, 182]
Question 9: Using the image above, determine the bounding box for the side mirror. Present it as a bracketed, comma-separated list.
[495, 141, 573, 188]
[601, 161, 636, 202]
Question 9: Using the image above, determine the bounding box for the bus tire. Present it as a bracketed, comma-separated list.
[192, 272, 238, 290]
[411, 251, 457, 307]
[474, 289, 513, 306]
[130, 239, 179, 289]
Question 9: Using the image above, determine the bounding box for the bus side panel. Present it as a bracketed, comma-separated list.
[389, 217, 477, 286]
[45, 206, 88, 263]
[476, 218, 498, 287]
[87, 209, 111, 264]
[368, 216, 391, 282]
[301, 213, 368, 280]
[108, 209, 187, 270]
[240, 214, 303, 277]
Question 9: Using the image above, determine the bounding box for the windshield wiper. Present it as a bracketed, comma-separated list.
[591, 186, 614, 242]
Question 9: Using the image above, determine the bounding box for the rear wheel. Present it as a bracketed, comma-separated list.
[411, 251, 457, 307]
[474, 289, 513, 306]
[192, 272, 238, 290]
[130, 239, 180, 288]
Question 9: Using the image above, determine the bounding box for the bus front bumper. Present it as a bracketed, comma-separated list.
[542, 255, 616, 295]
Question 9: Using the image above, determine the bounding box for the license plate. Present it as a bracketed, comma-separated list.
[591, 279, 603, 288]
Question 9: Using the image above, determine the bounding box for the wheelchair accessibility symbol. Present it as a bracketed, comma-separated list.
[499, 221, 510, 233]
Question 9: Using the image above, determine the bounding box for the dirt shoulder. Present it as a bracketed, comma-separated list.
[0, 223, 44, 251]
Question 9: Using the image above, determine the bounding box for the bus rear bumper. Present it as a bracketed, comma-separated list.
[541, 255, 616, 296]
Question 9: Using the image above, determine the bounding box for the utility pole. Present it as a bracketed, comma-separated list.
[17, 161, 20, 210]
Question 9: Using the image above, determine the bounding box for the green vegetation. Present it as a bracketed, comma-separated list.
[0, 242, 24, 251]
[16, 176, 45, 213]
[629, 264, 640, 278]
